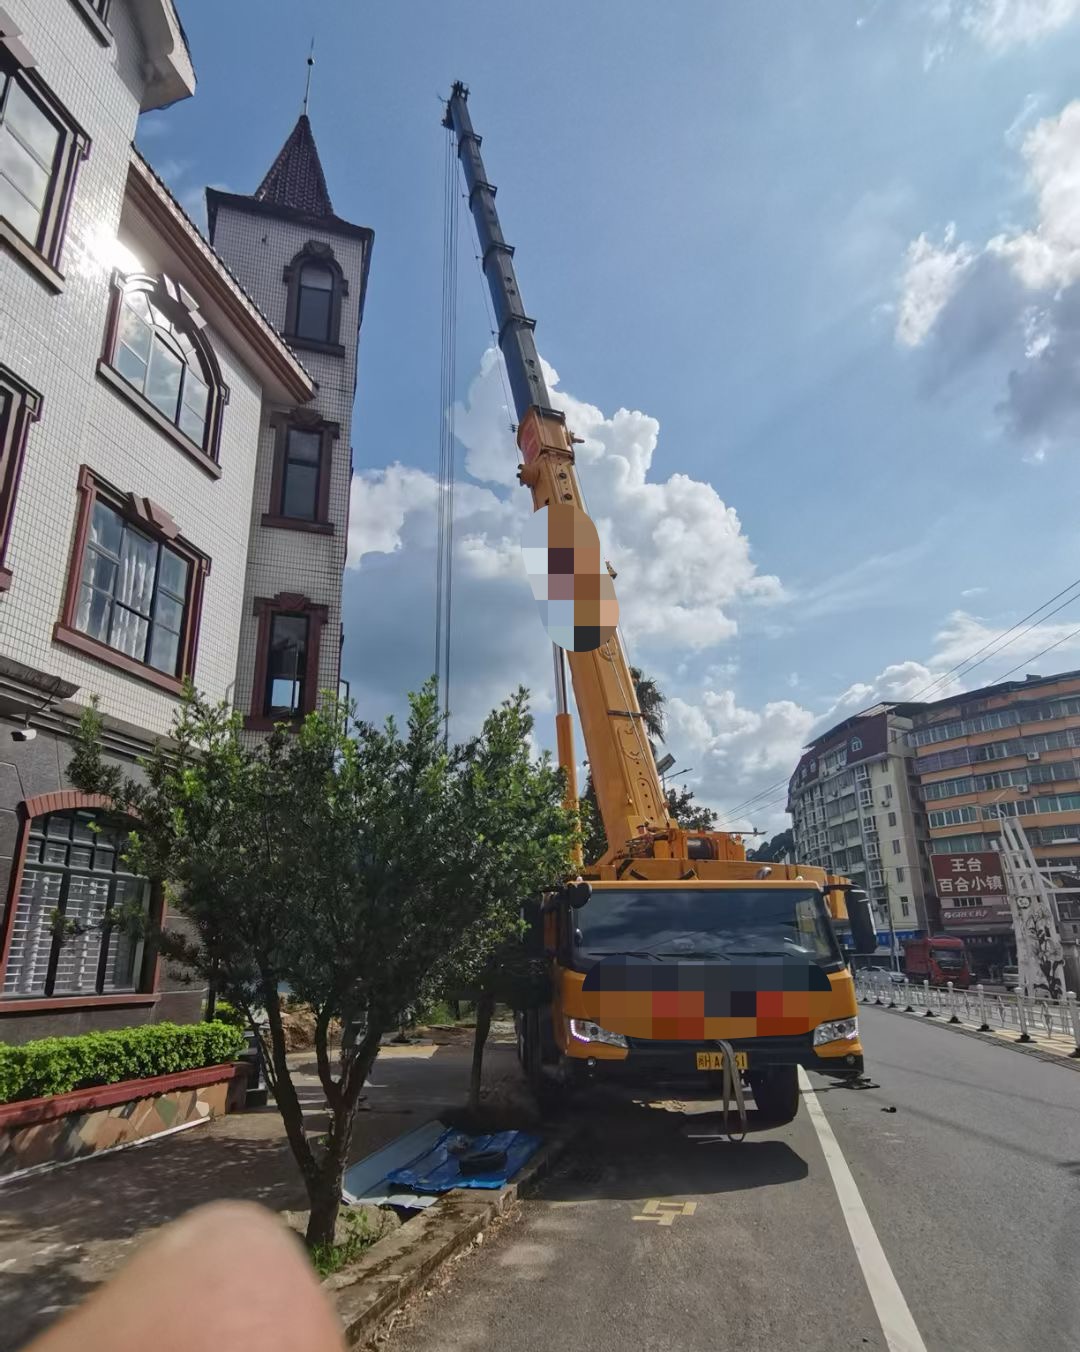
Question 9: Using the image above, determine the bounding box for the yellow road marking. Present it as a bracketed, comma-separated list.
[632, 1199, 698, 1226]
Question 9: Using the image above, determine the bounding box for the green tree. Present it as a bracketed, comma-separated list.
[68, 681, 563, 1250]
[433, 690, 578, 1116]
[629, 665, 666, 752]
[748, 829, 794, 863]
[663, 783, 718, 832]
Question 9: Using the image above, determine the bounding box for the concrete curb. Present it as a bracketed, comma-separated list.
[327, 1128, 578, 1345]
[865, 1001, 1080, 1072]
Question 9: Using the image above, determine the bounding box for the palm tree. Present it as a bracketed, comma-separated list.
[630, 666, 666, 753]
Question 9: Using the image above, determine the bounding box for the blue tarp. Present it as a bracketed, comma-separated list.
[341, 1120, 448, 1209]
[386, 1127, 543, 1192]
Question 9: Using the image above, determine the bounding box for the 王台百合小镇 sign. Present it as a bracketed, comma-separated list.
[930, 852, 1006, 898]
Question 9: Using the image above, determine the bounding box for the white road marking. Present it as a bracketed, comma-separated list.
[798, 1067, 927, 1352]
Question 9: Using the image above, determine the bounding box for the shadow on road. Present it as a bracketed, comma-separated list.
[538, 1097, 810, 1203]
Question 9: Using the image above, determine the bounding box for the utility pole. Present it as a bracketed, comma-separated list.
[883, 869, 900, 972]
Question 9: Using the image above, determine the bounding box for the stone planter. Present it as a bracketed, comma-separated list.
[0, 1062, 248, 1181]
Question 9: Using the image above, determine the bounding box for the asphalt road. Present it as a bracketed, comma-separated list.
[388, 1008, 1080, 1352]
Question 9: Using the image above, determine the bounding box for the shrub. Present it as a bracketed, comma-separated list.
[0, 1021, 246, 1105]
[210, 999, 247, 1029]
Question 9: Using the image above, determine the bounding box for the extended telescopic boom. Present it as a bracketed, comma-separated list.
[445, 83, 743, 863]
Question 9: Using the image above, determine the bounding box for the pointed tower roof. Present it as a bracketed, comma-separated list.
[254, 114, 333, 217]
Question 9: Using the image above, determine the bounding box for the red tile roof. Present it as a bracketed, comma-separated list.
[254, 115, 333, 217]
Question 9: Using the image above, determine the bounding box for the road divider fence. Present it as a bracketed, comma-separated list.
[853, 973, 1080, 1059]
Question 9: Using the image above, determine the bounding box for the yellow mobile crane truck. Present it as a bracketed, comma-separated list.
[444, 84, 873, 1124]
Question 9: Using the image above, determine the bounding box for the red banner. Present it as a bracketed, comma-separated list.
[930, 851, 1006, 898]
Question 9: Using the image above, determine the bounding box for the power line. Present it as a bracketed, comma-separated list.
[897, 574, 1080, 706]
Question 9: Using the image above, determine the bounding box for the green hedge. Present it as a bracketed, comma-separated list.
[0, 1021, 246, 1106]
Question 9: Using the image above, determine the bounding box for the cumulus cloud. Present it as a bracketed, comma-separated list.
[925, 0, 1080, 63]
[960, 0, 1080, 50]
[895, 225, 974, 347]
[895, 99, 1080, 448]
[449, 350, 784, 651]
[342, 350, 783, 750]
[663, 604, 1080, 834]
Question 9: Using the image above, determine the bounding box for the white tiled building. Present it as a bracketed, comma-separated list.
[787, 706, 932, 955]
[0, 0, 371, 1042]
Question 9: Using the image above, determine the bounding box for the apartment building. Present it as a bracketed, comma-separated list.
[909, 670, 1080, 975]
[788, 706, 931, 954]
[0, 1, 370, 1042]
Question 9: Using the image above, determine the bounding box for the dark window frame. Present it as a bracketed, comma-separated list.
[99, 271, 229, 478]
[0, 9, 90, 290]
[66, 0, 112, 44]
[54, 465, 210, 695]
[262, 410, 337, 534]
[0, 793, 164, 1013]
[245, 592, 328, 731]
[0, 362, 42, 592]
[283, 241, 348, 357]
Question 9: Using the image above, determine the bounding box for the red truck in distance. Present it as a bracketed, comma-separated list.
[902, 936, 971, 988]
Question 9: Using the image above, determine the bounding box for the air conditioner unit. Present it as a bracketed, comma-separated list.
[1028, 752, 1041, 762]
[1017, 784, 1030, 793]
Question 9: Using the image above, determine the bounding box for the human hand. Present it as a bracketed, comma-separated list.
[21, 1201, 345, 1352]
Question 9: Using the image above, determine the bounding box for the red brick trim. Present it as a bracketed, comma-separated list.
[0, 1062, 243, 1130]
[22, 790, 112, 819]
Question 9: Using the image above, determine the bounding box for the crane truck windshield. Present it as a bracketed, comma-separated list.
[573, 888, 844, 969]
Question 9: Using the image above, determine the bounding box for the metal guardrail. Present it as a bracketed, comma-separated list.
[853, 973, 1080, 1057]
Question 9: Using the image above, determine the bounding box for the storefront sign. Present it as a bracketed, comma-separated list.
[939, 905, 1012, 927]
[931, 852, 1006, 897]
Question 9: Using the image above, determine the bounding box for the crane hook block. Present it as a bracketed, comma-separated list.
[521, 502, 619, 653]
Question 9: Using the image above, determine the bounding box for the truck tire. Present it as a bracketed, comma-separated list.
[749, 1066, 800, 1125]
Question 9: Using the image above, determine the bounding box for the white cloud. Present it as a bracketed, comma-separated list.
[986, 101, 1080, 290]
[960, 0, 1080, 51]
[960, 585, 988, 597]
[450, 350, 785, 651]
[343, 351, 784, 753]
[896, 99, 1080, 447]
[895, 224, 974, 347]
[925, 0, 1080, 61]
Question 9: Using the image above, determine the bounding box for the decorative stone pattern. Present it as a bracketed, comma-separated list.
[0, 1063, 245, 1178]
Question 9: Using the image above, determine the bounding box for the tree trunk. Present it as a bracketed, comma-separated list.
[468, 991, 495, 1115]
[304, 1022, 385, 1251]
[261, 985, 319, 1193]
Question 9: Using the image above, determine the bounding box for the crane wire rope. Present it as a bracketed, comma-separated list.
[435, 125, 461, 745]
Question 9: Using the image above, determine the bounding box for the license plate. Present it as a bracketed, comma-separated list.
[695, 1051, 748, 1071]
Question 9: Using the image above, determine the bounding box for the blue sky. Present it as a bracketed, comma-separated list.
[144, 1, 1080, 829]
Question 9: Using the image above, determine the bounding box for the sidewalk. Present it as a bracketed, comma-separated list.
[0, 1035, 520, 1351]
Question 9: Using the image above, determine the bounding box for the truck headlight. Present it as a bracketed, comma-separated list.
[813, 1017, 859, 1046]
[568, 1017, 628, 1049]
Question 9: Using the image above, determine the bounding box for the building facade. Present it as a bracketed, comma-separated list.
[0, 1, 369, 1043]
[909, 670, 1080, 978]
[788, 706, 931, 954]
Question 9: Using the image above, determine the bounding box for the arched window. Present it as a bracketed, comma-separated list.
[283, 243, 348, 355]
[296, 261, 333, 342]
[103, 273, 228, 472]
[1, 805, 153, 1000]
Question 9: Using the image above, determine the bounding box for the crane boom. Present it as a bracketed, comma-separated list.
[444, 82, 750, 865]
[444, 82, 674, 858]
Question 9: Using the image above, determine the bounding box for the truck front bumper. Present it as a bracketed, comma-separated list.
[560, 1034, 863, 1089]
